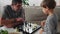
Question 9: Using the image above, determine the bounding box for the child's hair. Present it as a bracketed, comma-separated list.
[41, 0, 56, 9]
[12, 0, 22, 5]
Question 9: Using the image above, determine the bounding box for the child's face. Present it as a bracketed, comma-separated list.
[42, 7, 49, 15]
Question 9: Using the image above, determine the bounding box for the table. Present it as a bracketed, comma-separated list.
[0, 22, 41, 34]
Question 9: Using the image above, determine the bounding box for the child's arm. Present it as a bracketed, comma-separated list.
[40, 28, 44, 34]
[40, 20, 46, 34]
[41, 20, 46, 27]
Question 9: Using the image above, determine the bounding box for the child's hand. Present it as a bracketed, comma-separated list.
[40, 28, 44, 34]
[41, 20, 45, 27]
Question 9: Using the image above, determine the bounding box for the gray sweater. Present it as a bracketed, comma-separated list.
[43, 13, 58, 34]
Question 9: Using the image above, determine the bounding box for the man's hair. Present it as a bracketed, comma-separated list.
[41, 0, 56, 9]
[12, 0, 22, 5]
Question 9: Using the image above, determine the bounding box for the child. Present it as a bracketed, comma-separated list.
[40, 0, 58, 34]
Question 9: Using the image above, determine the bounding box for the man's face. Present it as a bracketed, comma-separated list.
[42, 7, 49, 15]
[13, 3, 22, 11]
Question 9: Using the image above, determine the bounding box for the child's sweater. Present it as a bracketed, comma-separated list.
[44, 13, 58, 34]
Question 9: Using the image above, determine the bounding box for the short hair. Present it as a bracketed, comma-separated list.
[12, 0, 22, 5]
[41, 0, 56, 9]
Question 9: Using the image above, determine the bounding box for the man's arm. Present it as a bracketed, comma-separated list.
[1, 18, 14, 25]
[1, 18, 16, 28]
[1, 17, 24, 28]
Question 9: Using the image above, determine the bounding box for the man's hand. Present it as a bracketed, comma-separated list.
[16, 18, 24, 22]
[5, 23, 14, 28]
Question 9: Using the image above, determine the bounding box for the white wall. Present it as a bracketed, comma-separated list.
[0, 0, 12, 17]
[0, 0, 60, 17]
[29, 0, 42, 6]
[0, 0, 60, 6]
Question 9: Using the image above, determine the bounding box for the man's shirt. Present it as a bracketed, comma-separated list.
[2, 5, 25, 20]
